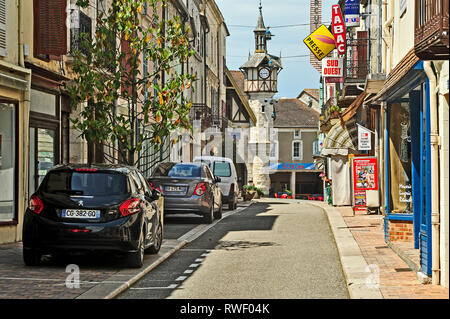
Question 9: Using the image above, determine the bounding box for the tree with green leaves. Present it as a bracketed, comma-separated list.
[68, 0, 195, 174]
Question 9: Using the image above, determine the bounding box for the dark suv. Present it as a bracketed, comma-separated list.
[22, 164, 163, 268]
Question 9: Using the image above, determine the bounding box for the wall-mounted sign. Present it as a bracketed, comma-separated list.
[303, 24, 336, 61]
[322, 57, 343, 77]
[331, 5, 346, 55]
[345, 0, 360, 27]
[325, 77, 344, 83]
[269, 163, 317, 170]
[358, 124, 371, 151]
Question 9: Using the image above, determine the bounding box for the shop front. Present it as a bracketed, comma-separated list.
[0, 62, 31, 243]
[374, 51, 432, 276]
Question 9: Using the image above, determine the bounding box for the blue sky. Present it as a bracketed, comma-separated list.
[216, 0, 332, 99]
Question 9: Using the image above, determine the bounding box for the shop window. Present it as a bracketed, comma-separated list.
[0, 103, 16, 222]
[389, 103, 413, 214]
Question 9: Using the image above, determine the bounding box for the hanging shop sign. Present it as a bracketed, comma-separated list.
[345, 0, 360, 27]
[303, 24, 336, 61]
[357, 124, 372, 151]
[331, 5, 346, 55]
[322, 57, 343, 77]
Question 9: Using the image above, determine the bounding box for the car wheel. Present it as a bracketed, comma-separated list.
[203, 202, 214, 224]
[145, 222, 163, 255]
[127, 231, 144, 268]
[23, 248, 42, 266]
[214, 200, 223, 220]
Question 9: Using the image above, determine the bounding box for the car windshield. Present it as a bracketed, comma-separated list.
[214, 162, 231, 177]
[153, 163, 201, 178]
[42, 171, 128, 196]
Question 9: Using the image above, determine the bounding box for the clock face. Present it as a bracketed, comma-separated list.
[259, 67, 271, 80]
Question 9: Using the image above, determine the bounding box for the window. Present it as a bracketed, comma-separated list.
[42, 171, 128, 196]
[269, 141, 278, 160]
[0, 103, 16, 222]
[213, 162, 231, 177]
[292, 141, 303, 160]
[153, 163, 202, 178]
[294, 130, 301, 139]
[34, 0, 67, 57]
[70, 9, 92, 55]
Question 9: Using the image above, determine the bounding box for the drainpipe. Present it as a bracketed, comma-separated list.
[424, 61, 440, 285]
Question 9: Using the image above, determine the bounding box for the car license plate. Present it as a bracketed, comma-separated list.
[62, 209, 101, 219]
[165, 186, 184, 192]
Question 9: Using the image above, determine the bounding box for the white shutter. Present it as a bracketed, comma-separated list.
[0, 0, 6, 57]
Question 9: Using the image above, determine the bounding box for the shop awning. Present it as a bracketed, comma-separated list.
[320, 120, 356, 156]
[341, 91, 368, 123]
[372, 49, 423, 102]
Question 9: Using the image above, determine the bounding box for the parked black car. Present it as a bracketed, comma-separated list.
[149, 162, 223, 223]
[22, 164, 163, 268]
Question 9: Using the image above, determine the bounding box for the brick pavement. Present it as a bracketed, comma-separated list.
[0, 242, 127, 299]
[334, 205, 449, 299]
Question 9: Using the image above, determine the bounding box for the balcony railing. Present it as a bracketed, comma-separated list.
[190, 103, 211, 128]
[415, 0, 449, 60]
[344, 31, 369, 81]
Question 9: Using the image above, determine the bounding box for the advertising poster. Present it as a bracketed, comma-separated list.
[352, 157, 378, 191]
[354, 190, 367, 213]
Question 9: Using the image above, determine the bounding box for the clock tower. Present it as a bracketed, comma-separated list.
[239, 2, 282, 195]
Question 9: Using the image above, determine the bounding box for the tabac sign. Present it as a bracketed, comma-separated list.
[303, 24, 336, 61]
[332, 5, 346, 55]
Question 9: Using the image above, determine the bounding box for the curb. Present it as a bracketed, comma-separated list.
[304, 201, 384, 299]
[76, 239, 188, 299]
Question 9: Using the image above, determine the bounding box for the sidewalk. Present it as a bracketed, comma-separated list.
[309, 200, 449, 299]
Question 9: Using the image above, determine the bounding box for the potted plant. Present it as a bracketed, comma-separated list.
[243, 185, 264, 200]
[329, 105, 340, 118]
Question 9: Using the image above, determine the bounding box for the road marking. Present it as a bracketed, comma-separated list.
[130, 284, 178, 290]
[176, 206, 246, 243]
[201, 253, 209, 257]
[189, 263, 199, 268]
[195, 258, 204, 262]
[183, 269, 193, 274]
[175, 276, 187, 281]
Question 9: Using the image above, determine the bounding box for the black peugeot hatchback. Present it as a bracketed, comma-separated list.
[22, 164, 163, 268]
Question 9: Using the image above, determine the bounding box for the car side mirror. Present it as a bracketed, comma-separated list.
[214, 176, 221, 183]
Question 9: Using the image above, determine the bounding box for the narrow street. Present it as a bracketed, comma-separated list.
[118, 199, 349, 299]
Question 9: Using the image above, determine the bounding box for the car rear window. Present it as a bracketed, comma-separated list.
[153, 163, 201, 178]
[214, 162, 231, 177]
[42, 171, 128, 196]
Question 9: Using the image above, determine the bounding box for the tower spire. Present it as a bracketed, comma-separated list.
[254, 1, 267, 53]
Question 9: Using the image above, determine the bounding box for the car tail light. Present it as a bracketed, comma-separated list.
[119, 198, 141, 217]
[75, 168, 98, 172]
[230, 183, 234, 193]
[29, 195, 44, 214]
[193, 182, 207, 196]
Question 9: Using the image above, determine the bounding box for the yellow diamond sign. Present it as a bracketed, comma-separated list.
[303, 25, 336, 61]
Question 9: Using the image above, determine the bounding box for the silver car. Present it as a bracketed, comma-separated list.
[148, 162, 223, 224]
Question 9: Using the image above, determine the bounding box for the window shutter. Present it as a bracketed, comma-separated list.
[0, 0, 6, 57]
[34, 0, 67, 57]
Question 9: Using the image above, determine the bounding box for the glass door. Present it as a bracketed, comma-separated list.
[29, 127, 56, 193]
